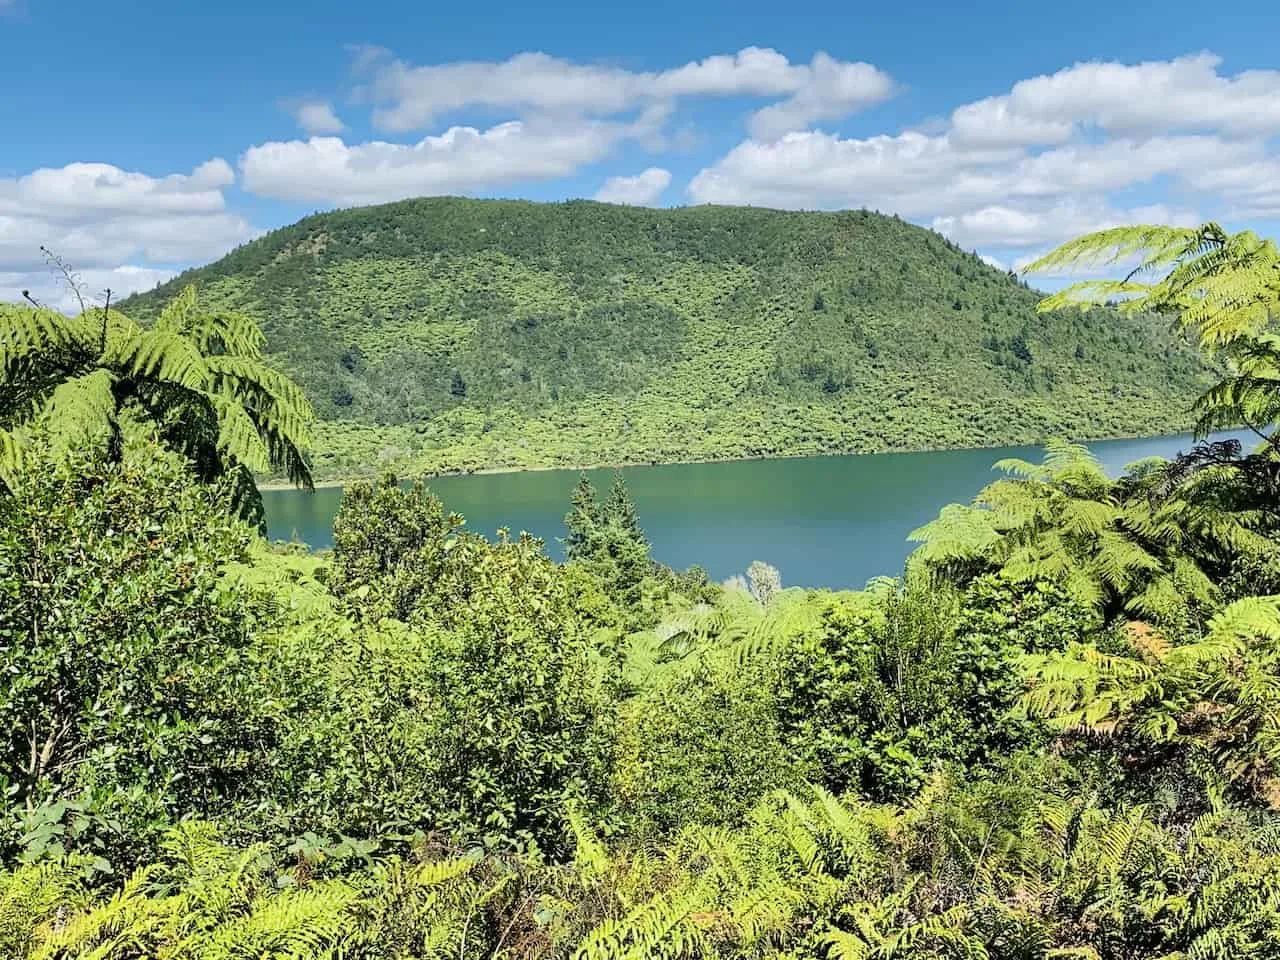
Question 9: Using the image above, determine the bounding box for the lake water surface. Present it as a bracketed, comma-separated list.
[264, 429, 1257, 590]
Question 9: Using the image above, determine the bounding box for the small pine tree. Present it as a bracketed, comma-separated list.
[563, 473, 653, 620]
[604, 473, 646, 547]
[599, 474, 651, 611]
[564, 475, 602, 562]
[450, 370, 467, 398]
[813, 291, 825, 311]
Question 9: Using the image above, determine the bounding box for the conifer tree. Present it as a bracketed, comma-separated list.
[564, 474, 603, 562]
[604, 473, 647, 546]
[563, 473, 653, 617]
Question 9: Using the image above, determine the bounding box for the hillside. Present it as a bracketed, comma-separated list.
[121, 198, 1214, 481]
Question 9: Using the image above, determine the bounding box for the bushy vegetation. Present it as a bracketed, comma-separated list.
[0, 218, 1277, 957]
[119, 198, 1213, 481]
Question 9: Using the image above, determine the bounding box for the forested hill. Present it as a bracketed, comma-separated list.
[120, 198, 1213, 480]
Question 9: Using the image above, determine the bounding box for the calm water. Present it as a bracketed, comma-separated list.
[264, 429, 1257, 590]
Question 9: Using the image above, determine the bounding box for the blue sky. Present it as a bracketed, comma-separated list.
[3, 0, 1279, 308]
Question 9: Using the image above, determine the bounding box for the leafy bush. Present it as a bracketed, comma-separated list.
[610, 655, 796, 837]
[0, 440, 273, 871]
[771, 574, 1090, 802]
[313, 476, 621, 855]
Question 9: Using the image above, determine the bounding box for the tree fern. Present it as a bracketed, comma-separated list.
[1025, 222, 1280, 466]
[911, 440, 1238, 625]
[1192, 334, 1280, 453]
[0, 863, 81, 958]
[1, 286, 313, 525]
[1025, 223, 1279, 349]
[36, 369, 118, 460]
[1021, 596, 1280, 804]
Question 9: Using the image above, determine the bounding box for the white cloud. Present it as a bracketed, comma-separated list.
[0, 159, 257, 311]
[0, 159, 234, 225]
[933, 201, 1201, 253]
[257, 45, 890, 210]
[594, 167, 672, 205]
[747, 54, 894, 141]
[241, 111, 665, 205]
[12, 49, 1279, 312]
[687, 130, 1016, 215]
[686, 129, 1224, 249]
[296, 101, 345, 135]
[359, 46, 893, 137]
[688, 54, 1280, 253]
[689, 130, 1262, 221]
[1182, 154, 1280, 219]
[951, 53, 1280, 148]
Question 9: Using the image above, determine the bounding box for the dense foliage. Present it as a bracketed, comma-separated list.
[118, 198, 1212, 481]
[0, 441, 265, 870]
[1, 217, 1278, 957]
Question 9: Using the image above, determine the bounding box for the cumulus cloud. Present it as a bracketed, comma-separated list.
[950, 53, 1280, 147]
[1182, 154, 1280, 219]
[688, 130, 1264, 221]
[933, 201, 1202, 254]
[0, 159, 257, 310]
[14, 48, 1280, 309]
[295, 101, 345, 135]
[747, 54, 894, 141]
[594, 167, 672, 206]
[359, 46, 893, 137]
[256, 46, 891, 210]
[688, 54, 1280, 253]
[0, 159, 234, 227]
[241, 110, 666, 205]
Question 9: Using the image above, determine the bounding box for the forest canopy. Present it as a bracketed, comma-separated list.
[119, 198, 1214, 480]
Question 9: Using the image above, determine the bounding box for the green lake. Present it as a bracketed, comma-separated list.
[264, 429, 1257, 589]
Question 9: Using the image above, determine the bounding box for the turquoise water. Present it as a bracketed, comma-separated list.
[263, 430, 1258, 589]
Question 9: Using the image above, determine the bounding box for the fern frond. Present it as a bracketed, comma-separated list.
[210, 392, 272, 473]
[1027, 222, 1279, 349]
[1034, 280, 1158, 313]
[1059, 498, 1120, 538]
[1205, 596, 1280, 645]
[907, 504, 1002, 564]
[1023, 225, 1204, 275]
[0, 862, 81, 958]
[37, 368, 117, 459]
[199, 881, 359, 960]
[0, 303, 99, 372]
[110, 328, 210, 391]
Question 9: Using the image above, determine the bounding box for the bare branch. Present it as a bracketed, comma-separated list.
[39, 244, 87, 315]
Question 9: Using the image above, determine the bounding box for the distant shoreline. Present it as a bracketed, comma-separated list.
[257, 424, 1211, 492]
